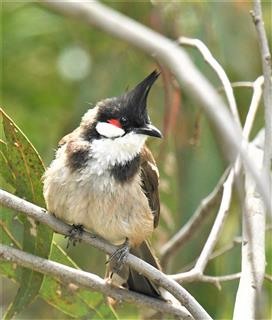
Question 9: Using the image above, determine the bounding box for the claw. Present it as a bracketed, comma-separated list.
[107, 238, 130, 273]
[65, 224, 84, 248]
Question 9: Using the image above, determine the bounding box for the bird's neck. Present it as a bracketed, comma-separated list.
[90, 132, 146, 171]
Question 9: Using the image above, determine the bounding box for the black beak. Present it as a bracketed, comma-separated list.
[134, 124, 162, 138]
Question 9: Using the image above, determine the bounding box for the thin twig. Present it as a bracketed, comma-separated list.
[208, 237, 242, 261]
[180, 237, 242, 273]
[187, 273, 241, 291]
[243, 76, 264, 139]
[0, 244, 191, 319]
[160, 168, 230, 269]
[193, 172, 233, 273]
[182, 223, 271, 274]
[170, 272, 241, 291]
[251, 1, 272, 184]
[171, 75, 264, 283]
[185, 222, 271, 273]
[0, 189, 212, 320]
[218, 82, 255, 92]
[39, 0, 271, 212]
[161, 74, 264, 270]
[234, 134, 266, 320]
[199, 273, 241, 286]
[171, 171, 235, 283]
[178, 37, 241, 127]
[229, 82, 255, 88]
[161, 36, 261, 274]
[234, 1, 271, 316]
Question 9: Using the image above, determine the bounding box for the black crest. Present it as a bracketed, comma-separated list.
[122, 70, 160, 121]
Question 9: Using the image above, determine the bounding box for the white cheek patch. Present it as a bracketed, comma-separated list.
[95, 122, 125, 138]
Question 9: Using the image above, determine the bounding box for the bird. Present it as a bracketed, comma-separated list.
[43, 70, 164, 299]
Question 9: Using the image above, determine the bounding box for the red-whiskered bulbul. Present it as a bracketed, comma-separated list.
[43, 71, 164, 299]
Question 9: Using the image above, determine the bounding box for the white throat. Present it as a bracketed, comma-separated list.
[89, 132, 146, 175]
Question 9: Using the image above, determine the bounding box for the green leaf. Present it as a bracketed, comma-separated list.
[0, 108, 54, 319]
[0, 208, 22, 282]
[40, 243, 117, 319]
[0, 142, 16, 188]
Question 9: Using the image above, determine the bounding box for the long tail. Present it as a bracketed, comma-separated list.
[106, 240, 182, 318]
[106, 240, 162, 298]
[127, 240, 162, 298]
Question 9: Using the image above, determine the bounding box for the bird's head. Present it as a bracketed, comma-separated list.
[79, 71, 162, 169]
[82, 70, 162, 141]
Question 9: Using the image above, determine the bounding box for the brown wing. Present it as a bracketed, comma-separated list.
[140, 145, 160, 228]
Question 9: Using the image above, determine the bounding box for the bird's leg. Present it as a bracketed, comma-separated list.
[106, 238, 130, 273]
[65, 224, 84, 248]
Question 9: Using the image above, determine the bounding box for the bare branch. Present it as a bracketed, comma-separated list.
[0, 244, 191, 319]
[169, 272, 241, 291]
[161, 74, 264, 269]
[171, 170, 235, 283]
[208, 220, 272, 263]
[251, 0, 272, 180]
[182, 223, 270, 275]
[170, 75, 264, 283]
[199, 273, 241, 286]
[233, 0, 271, 314]
[170, 270, 241, 290]
[181, 222, 269, 279]
[180, 236, 242, 273]
[0, 189, 212, 320]
[229, 82, 255, 88]
[194, 273, 241, 291]
[179, 37, 240, 126]
[193, 172, 233, 272]
[208, 237, 242, 261]
[39, 0, 271, 212]
[160, 168, 230, 268]
[243, 76, 264, 138]
[233, 131, 267, 320]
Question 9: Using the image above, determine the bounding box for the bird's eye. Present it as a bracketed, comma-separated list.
[120, 116, 128, 125]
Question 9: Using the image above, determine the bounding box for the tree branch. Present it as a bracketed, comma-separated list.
[160, 74, 264, 269]
[0, 189, 211, 320]
[171, 170, 235, 283]
[233, 0, 271, 315]
[171, 272, 241, 291]
[0, 244, 191, 319]
[160, 168, 229, 269]
[39, 0, 271, 213]
[233, 130, 267, 320]
[169, 74, 264, 283]
[192, 273, 241, 290]
[242, 76, 264, 139]
[208, 237, 242, 261]
[178, 37, 240, 126]
[251, 0, 272, 180]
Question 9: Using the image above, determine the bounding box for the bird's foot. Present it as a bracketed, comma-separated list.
[65, 224, 84, 248]
[106, 238, 130, 273]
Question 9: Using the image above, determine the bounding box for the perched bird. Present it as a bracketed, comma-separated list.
[43, 70, 163, 298]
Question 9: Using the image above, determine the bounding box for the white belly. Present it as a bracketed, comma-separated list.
[43, 155, 154, 245]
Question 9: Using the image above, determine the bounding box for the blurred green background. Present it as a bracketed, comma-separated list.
[1, 1, 271, 319]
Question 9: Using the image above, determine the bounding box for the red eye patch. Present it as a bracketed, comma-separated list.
[107, 119, 122, 128]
